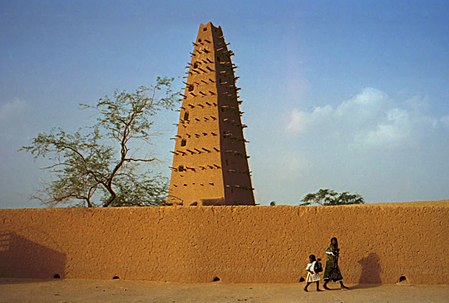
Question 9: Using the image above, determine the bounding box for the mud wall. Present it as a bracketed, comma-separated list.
[1, 201, 448, 284]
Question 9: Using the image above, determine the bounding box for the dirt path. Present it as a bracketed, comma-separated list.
[1, 279, 448, 303]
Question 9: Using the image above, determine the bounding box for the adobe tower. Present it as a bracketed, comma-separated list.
[167, 22, 255, 206]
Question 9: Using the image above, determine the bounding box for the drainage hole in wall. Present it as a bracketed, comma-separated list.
[399, 275, 407, 282]
[299, 277, 305, 282]
[212, 276, 221, 282]
[53, 274, 61, 279]
[112, 276, 120, 280]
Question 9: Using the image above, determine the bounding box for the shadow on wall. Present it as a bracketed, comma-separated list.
[357, 253, 382, 286]
[0, 231, 66, 279]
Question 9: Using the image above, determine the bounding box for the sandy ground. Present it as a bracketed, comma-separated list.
[1, 279, 448, 303]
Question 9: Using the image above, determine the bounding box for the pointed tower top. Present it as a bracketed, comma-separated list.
[199, 21, 218, 30]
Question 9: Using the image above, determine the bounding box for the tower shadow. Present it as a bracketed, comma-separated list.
[0, 230, 66, 282]
[353, 253, 382, 289]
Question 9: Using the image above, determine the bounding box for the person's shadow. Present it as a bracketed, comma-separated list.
[353, 253, 382, 289]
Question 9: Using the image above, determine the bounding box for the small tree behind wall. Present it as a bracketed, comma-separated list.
[300, 188, 365, 206]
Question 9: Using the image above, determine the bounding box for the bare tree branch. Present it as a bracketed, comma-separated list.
[21, 77, 180, 208]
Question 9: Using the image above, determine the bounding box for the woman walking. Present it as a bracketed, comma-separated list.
[323, 237, 349, 290]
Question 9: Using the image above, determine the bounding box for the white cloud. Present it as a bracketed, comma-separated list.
[286, 105, 334, 136]
[356, 108, 411, 147]
[336, 87, 388, 116]
[285, 87, 446, 148]
[286, 108, 305, 135]
[266, 87, 449, 204]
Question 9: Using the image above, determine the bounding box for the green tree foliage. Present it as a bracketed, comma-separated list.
[300, 188, 365, 206]
[21, 77, 179, 207]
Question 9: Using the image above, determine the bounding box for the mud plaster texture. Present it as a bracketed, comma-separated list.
[0, 201, 448, 284]
[168, 22, 255, 206]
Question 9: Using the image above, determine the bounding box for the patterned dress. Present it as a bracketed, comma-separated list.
[323, 244, 343, 282]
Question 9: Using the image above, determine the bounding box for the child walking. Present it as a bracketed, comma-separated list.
[304, 254, 323, 292]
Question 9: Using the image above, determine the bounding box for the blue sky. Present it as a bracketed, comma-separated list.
[1, 0, 449, 208]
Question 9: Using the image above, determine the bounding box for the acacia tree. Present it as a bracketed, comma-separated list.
[21, 77, 179, 207]
[300, 188, 365, 206]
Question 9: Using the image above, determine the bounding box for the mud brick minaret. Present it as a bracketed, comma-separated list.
[167, 22, 255, 206]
